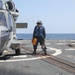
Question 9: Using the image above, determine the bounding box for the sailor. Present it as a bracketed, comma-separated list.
[32, 20, 47, 55]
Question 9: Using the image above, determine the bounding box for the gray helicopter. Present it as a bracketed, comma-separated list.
[0, 0, 27, 55]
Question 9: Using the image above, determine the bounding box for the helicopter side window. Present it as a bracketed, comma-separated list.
[0, 12, 7, 27]
[8, 13, 13, 30]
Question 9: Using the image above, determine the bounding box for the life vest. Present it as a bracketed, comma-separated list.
[35, 26, 44, 38]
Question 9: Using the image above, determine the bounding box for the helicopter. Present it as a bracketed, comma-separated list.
[0, 0, 27, 55]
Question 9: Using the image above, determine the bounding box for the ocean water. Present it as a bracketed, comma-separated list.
[16, 34, 75, 40]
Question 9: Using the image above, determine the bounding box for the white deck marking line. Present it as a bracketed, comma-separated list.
[56, 43, 75, 45]
[0, 47, 62, 62]
[13, 55, 27, 58]
[55, 43, 67, 45]
[70, 43, 75, 45]
[65, 48, 75, 51]
[0, 56, 50, 63]
[47, 47, 62, 56]
[37, 47, 62, 56]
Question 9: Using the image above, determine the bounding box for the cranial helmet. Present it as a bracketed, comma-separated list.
[36, 20, 42, 25]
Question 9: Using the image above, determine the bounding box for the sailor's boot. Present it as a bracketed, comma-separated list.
[33, 46, 37, 54]
[43, 47, 47, 55]
[33, 49, 36, 54]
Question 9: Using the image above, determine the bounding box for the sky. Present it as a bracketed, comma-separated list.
[13, 0, 75, 34]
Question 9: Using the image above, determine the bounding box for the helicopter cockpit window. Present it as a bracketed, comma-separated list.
[0, 1, 2, 9]
[8, 13, 13, 27]
[8, 13, 13, 31]
[0, 13, 7, 27]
